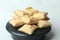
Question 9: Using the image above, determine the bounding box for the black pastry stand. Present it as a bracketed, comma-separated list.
[6, 22, 51, 40]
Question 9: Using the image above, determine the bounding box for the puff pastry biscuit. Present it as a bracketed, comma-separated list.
[38, 20, 51, 28]
[20, 15, 30, 24]
[32, 12, 48, 20]
[24, 7, 38, 15]
[14, 10, 24, 17]
[18, 24, 38, 35]
[29, 16, 38, 24]
[9, 18, 24, 27]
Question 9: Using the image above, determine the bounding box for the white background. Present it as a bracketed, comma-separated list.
[0, 0, 60, 40]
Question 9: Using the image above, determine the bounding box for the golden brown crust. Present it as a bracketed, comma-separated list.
[38, 20, 51, 28]
[14, 10, 24, 17]
[20, 15, 30, 24]
[23, 7, 38, 16]
[18, 24, 38, 35]
[9, 18, 24, 27]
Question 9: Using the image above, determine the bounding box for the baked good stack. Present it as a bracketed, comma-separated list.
[9, 7, 51, 35]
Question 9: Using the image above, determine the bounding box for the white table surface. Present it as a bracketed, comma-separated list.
[0, 0, 60, 40]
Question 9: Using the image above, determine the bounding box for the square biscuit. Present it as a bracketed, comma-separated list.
[32, 12, 48, 20]
[23, 7, 38, 15]
[18, 24, 38, 35]
[9, 18, 24, 27]
[38, 20, 51, 28]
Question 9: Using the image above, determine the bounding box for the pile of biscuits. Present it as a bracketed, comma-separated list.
[9, 7, 51, 35]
